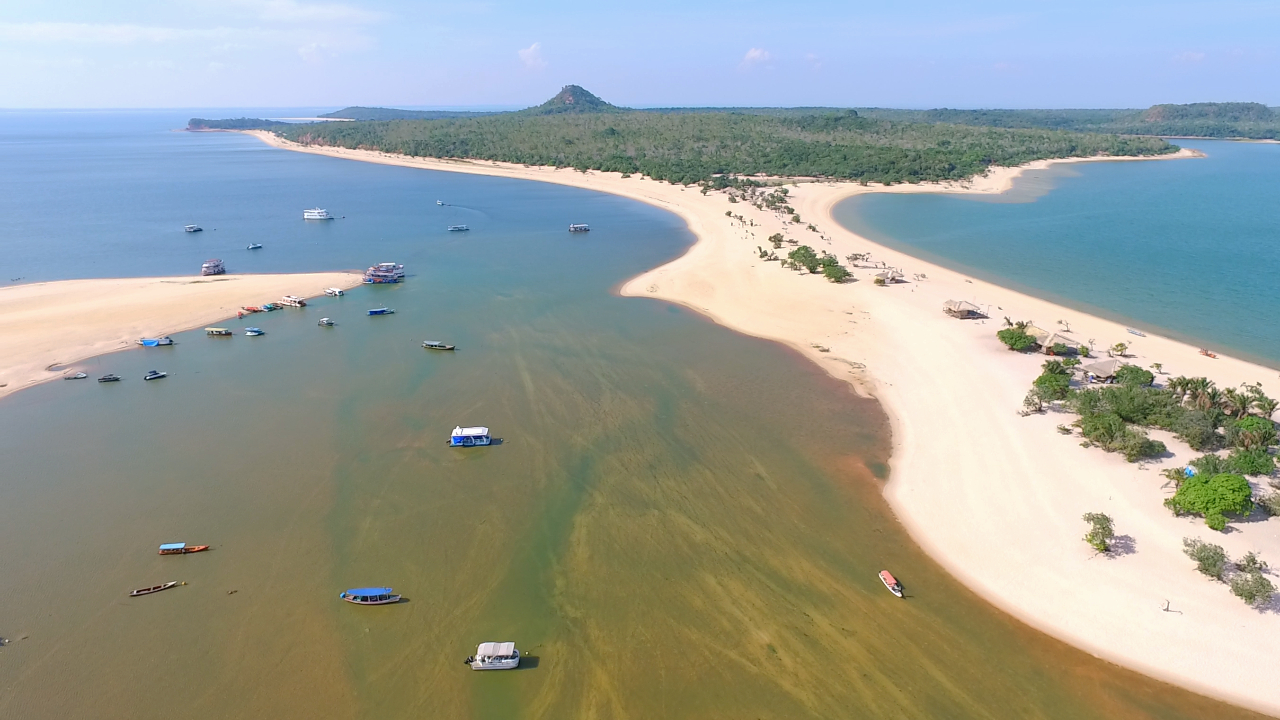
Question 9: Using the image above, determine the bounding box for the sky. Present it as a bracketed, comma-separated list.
[0, 0, 1276, 109]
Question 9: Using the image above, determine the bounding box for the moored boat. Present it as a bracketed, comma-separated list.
[568, 223, 590, 232]
[280, 295, 307, 307]
[450, 426, 491, 447]
[201, 258, 225, 276]
[206, 327, 232, 336]
[324, 287, 345, 297]
[318, 317, 335, 326]
[260, 303, 280, 311]
[879, 570, 904, 598]
[241, 306, 262, 313]
[130, 581, 181, 597]
[97, 373, 121, 383]
[244, 327, 265, 336]
[304, 207, 333, 220]
[136, 336, 174, 347]
[143, 370, 167, 381]
[184, 224, 202, 233]
[448, 224, 470, 231]
[466, 642, 520, 670]
[247, 243, 263, 250]
[64, 372, 88, 380]
[422, 341, 456, 351]
[363, 262, 405, 284]
[339, 587, 401, 605]
[368, 307, 395, 316]
[158, 543, 210, 555]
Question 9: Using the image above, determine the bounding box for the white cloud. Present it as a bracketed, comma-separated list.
[804, 52, 822, 69]
[740, 47, 771, 69]
[518, 41, 546, 70]
[1173, 51, 1207, 63]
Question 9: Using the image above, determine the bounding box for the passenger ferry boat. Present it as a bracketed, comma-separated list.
[879, 570, 904, 598]
[467, 642, 520, 670]
[206, 327, 232, 336]
[201, 259, 225, 276]
[339, 587, 401, 605]
[450, 426, 491, 447]
[184, 224, 202, 233]
[136, 336, 174, 347]
[423, 341, 456, 351]
[244, 327, 265, 336]
[448, 225, 470, 231]
[367, 307, 395, 316]
[569, 223, 590, 232]
[324, 287, 345, 297]
[363, 262, 405, 284]
[303, 207, 333, 220]
[158, 543, 209, 555]
[279, 295, 307, 308]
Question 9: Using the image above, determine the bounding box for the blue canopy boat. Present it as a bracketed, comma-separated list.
[368, 307, 395, 316]
[136, 336, 174, 347]
[450, 426, 491, 447]
[339, 587, 401, 605]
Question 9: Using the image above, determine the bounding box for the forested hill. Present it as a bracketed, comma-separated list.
[856, 102, 1280, 140]
[319, 107, 500, 121]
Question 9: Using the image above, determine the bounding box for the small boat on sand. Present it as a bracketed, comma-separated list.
[245, 327, 265, 336]
[423, 341, 456, 351]
[143, 370, 167, 381]
[130, 581, 181, 597]
[339, 587, 401, 605]
[279, 295, 306, 308]
[368, 307, 395, 316]
[158, 543, 209, 555]
[241, 306, 262, 313]
[64, 372, 88, 380]
[879, 570, 904, 598]
[324, 287, 345, 297]
[98, 373, 121, 383]
[466, 642, 520, 670]
[247, 243, 263, 250]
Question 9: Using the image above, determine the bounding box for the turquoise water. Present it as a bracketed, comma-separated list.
[833, 140, 1280, 365]
[0, 113, 1267, 720]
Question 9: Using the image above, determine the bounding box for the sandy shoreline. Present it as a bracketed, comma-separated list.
[233, 132, 1276, 715]
[0, 272, 362, 401]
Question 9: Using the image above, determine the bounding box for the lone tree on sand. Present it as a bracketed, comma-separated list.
[1082, 513, 1115, 553]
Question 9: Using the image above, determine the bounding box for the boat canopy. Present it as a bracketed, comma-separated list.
[159, 542, 186, 551]
[477, 642, 515, 657]
[453, 426, 489, 437]
[346, 587, 393, 598]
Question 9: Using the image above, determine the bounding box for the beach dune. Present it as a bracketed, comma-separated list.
[0, 272, 361, 400]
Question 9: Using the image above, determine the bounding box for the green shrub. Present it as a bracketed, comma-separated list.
[1112, 428, 1167, 462]
[1236, 551, 1268, 574]
[1049, 342, 1074, 356]
[1033, 372, 1071, 402]
[997, 327, 1037, 351]
[1115, 364, 1155, 386]
[1227, 448, 1275, 476]
[1082, 512, 1115, 552]
[1165, 473, 1254, 531]
[1182, 537, 1228, 580]
[1230, 570, 1275, 607]
[1256, 491, 1280, 517]
[1172, 410, 1220, 451]
[822, 264, 851, 283]
[1225, 416, 1277, 450]
[1189, 454, 1232, 477]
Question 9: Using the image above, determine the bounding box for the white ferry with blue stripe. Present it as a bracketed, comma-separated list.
[450, 426, 491, 447]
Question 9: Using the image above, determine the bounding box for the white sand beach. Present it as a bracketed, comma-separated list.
[241, 132, 1279, 715]
[0, 273, 362, 400]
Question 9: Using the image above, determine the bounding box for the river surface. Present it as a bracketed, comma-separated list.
[0, 111, 1265, 719]
[833, 139, 1280, 366]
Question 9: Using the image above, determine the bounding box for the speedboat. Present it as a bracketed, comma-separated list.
[466, 642, 520, 670]
[143, 370, 167, 381]
[97, 373, 121, 383]
[304, 207, 333, 220]
[245, 327, 265, 336]
[448, 225, 470, 231]
[64, 372, 88, 380]
[318, 317, 335, 327]
[368, 307, 395, 316]
[422, 341, 455, 351]
[130, 581, 181, 597]
[324, 287, 345, 297]
[436, 200, 444, 205]
[158, 543, 210, 555]
[339, 587, 401, 605]
[247, 243, 263, 250]
[879, 570, 904, 598]
[136, 336, 174, 347]
[184, 224, 202, 233]
[450, 426, 491, 447]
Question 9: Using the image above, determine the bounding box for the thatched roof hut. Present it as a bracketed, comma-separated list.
[943, 300, 984, 319]
[1081, 359, 1123, 380]
[874, 270, 905, 283]
[1026, 325, 1085, 355]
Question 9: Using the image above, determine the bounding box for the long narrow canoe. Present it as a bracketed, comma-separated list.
[130, 581, 180, 597]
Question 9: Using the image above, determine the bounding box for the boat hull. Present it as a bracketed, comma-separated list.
[159, 545, 209, 555]
[339, 593, 401, 605]
[470, 657, 520, 670]
[130, 581, 179, 597]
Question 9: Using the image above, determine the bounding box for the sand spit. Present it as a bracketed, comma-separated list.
[242, 131, 1279, 716]
[0, 272, 362, 401]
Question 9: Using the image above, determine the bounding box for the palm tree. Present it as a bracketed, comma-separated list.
[1251, 394, 1279, 419]
[1167, 376, 1191, 403]
[1221, 388, 1251, 419]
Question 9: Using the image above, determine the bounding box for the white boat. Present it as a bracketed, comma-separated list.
[279, 295, 307, 308]
[568, 223, 590, 232]
[143, 370, 167, 381]
[247, 243, 263, 250]
[245, 327, 265, 336]
[448, 225, 470, 231]
[318, 317, 335, 327]
[304, 207, 333, 220]
[324, 287, 345, 297]
[339, 587, 401, 605]
[201, 259, 225, 276]
[363, 262, 405, 284]
[879, 570, 904, 598]
[450, 426, 491, 447]
[467, 642, 520, 670]
[436, 200, 444, 205]
[136, 336, 174, 347]
[184, 224, 202, 233]
[64, 372, 88, 380]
